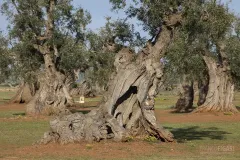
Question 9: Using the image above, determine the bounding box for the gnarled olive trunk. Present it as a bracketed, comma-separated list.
[70, 81, 96, 97]
[195, 55, 238, 113]
[10, 82, 37, 104]
[197, 75, 209, 106]
[175, 76, 194, 112]
[26, 54, 74, 115]
[26, 0, 74, 115]
[39, 14, 182, 144]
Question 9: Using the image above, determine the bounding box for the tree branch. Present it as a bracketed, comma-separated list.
[45, 0, 55, 38]
[33, 44, 47, 55]
[11, 0, 21, 14]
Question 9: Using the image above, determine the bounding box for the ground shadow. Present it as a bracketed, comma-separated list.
[74, 103, 99, 108]
[236, 106, 240, 111]
[170, 107, 197, 114]
[70, 109, 91, 114]
[165, 126, 231, 143]
[170, 109, 193, 114]
[168, 105, 198, 114]
[13, 112, 26, 116]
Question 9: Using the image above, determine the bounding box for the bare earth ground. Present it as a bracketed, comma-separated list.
[0, 91, 240, 160]
[0, 103, 240, 160]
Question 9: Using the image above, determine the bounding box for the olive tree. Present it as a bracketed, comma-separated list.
[2, 0, 91, 115]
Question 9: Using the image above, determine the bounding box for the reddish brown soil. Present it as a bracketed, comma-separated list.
[155, 109, 240, 123]
[4, 142, 178, 159]
[0, 103, 25, 111]
[0, 103, 240, 159]
[2, 142, 189, 160]
[1, 103, 239, 123]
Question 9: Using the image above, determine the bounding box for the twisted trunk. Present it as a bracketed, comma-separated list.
[195, 54, 238, 113]
[26, 54, 73, 115]
[39, 14, 182, 144]
[26, 0, 74, 115]
[70, 81, 96, 97]
[10, 82, 37, 104]
[175, 76, 194, 112]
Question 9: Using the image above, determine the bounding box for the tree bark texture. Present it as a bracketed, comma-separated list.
[38, 14, 182, 144]
[175, 76, 194, 112]
[10, 82, 36, 104]
[26, 0, 74, 115]
[70, 81, 96, 97]
[26, 54, 74, 115]
[195, 50, 238, 113]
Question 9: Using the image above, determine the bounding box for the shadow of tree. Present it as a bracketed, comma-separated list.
[13, 112, 26, 116]
[236, 106, 240, 111]
[70, 109, 91, 114]
[170, 106, 198, 114]
[165, 126, 231, 143]
[170, 110, 193, 114]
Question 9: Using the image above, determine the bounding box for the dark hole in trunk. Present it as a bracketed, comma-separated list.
[69, 123, 73, 130]
[106, 125, 113, 134]
[20, 99, 25, 104]
[111, 86, 138, 115]
[129, 112, 133, 119]
[115, 112, 122, 118]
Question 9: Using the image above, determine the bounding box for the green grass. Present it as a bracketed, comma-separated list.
[0, 121, 49, 147]
[0, 90, 240, 159]
[0, 90, 15, 104]
[155, 94, 176, 109]
[0, 117, 239, 159]
[165, 122, 240, 144]
[0, 90, 15, 100]
[0, 110, 25, 118]
[154, 91, 240, 110]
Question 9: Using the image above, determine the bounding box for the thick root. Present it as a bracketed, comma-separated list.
[39, 102, 174, 144]
[38, 110, 129, 144]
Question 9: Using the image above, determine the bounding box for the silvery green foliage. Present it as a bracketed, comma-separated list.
[1, 0, 91, 83]
[0, 32, 11, 83]
[110, 0, 239, 87]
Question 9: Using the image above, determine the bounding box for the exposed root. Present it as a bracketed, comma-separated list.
[193, 105, 239, 113]
[39, 111, 173, 144]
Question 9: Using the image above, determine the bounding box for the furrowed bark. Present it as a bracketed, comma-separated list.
[10, 82, 36, 104]
[39, 14, 182, 144]
[195, 42, 238, 113]
[26, 54, 74, 115]
[175, 75, 194, 112]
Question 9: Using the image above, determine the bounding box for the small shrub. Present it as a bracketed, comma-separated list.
[144, 136, 158, 143]
[86, 144, 93, 149]
[224, 112, 234, 116]
[124, 136, 134, 142]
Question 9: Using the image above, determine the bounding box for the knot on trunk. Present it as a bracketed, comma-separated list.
[114, 48, 134, 71]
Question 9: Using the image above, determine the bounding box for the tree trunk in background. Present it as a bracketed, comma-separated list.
[10, 82, 37, 104]
[175, 76, 194, 112]
[26, 0, 74, 115]
[197, 75, 209, 106]
[70, 81, 96, 97]
[38, 14, 182, 144]
[26, 54, 74, 115]
[195, 55, 238, 113]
